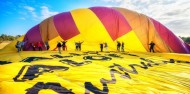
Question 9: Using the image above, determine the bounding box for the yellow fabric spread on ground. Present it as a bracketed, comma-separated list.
[2, 36, 24, 51]
[0, 50, 190, 94]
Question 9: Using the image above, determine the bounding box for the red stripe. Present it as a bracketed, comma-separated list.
[90, 7, 132, 40]
[150, 18, 190, 53]
[53, 12, 80, 40]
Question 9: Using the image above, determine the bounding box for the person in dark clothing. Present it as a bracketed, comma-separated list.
[117, 41, 121, 51]
[15, 41, 20, 49]
[45, 41, 50, 50]
[31, 43, 36, 51]
[121, 42, 124, 52]
[75, 42, 79, 51]
[62, 41, 67, 51]
[15, 41, 21, 52]
[21, 41, 27, 51]
[100, 43, 104, 52]
[78, 41, 84, 51]
[149, 41, 155, 52]
[57, 42, 62, 54]
[104, 42, 108, 51]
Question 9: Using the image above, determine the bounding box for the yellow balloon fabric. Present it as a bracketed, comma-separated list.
[0, 50, 190, 94]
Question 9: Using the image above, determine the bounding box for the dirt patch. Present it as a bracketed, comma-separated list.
[0, 41, 12, 49]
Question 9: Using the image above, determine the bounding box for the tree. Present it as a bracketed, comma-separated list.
[0, 34, 22, 42]
[180, 36, 190, 44]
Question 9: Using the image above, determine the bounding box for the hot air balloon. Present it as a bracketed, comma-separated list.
[1, 7, 190, 94]
[22, 7, 190, 53]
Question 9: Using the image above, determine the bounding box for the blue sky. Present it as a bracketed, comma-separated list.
[0, 0, 190, 37]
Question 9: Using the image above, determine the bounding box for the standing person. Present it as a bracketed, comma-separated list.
[75, 42, 79, 51]
[78, 41, 84, 51]
[62, 40, 67, 51]
[15, 41, 19, 48]
[104, 42, 108, 51]
[117, 41, 121, 52]
[149, 41, 155, 52]
[31, 43, 36, 51]
[21, 41, 27, 51]
[100, 43, 104, 52]
[45, 41, 50, 50]
[15, 41, 21, 52]
[121, 42, 124, 52]
[57, 42, 62, 54]
[37, 42, 42, 51]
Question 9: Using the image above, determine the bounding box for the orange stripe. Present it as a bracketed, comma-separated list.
[39, 17, 59, 42]
[114, 8, 170, 52]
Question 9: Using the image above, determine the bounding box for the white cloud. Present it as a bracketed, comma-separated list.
[103, 0, 122, 2]
[24, 6, 37, 18]
[101, 0, 190, 37]
[24, 6, 35, 11]
[22, 5, 59, 21]
[41, 6, 59, 19]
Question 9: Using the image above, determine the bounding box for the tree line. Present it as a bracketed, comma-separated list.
[0, 34, 21, 43]
[180, 36, 190, 44]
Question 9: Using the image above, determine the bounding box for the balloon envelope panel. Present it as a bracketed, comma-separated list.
[21, 7, 190, 53]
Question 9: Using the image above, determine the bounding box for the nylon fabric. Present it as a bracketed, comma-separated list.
[90, 7, 132, 41]
[54, 12, 80, 40]
[39, 17, 59, 42]
[114, 8, 172, 53]
[150, 18, 190, 53]
[116, 30, 147, 52]
[23, 24, 46, 50]
[70, 8, 115, 51]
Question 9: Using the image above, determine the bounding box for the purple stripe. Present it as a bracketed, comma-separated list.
[150, 18, 190, 53]
[53, 12, 80, 40]
[184, 43, 190, 53]
[90, 7, 132, 40]
[23, 24, 45, 51]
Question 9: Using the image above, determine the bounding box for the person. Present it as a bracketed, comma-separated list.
[57, 42, 62, 54]
[45, 41, 50, 50]
[15, 41, 19, 48]
[121, 42, 124, 52]
[149, 41, 155, 52]
[78, 41, 84, 51]
[104, 42, 108, 51]
[75, 42, 79, 51]
[31, 43, 36, 51]
[21, 41, 27, 51]
[15, 41, 21, 52]
[37, 42, 42, 51]
[100, 43, 104, 52]
[117, 41, 121, 51]
[62, 41, 67, 51]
